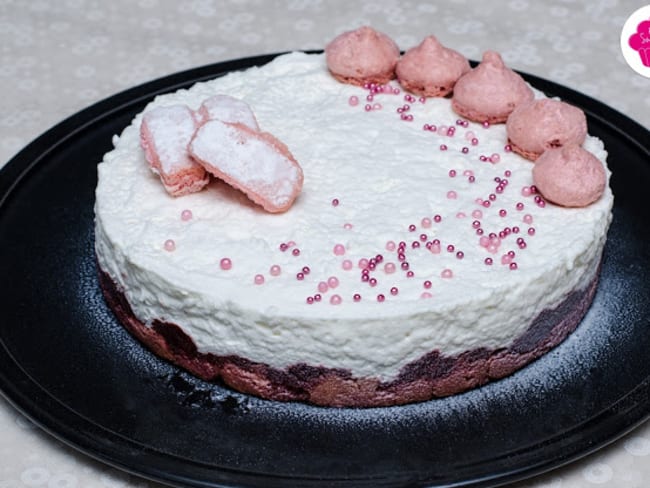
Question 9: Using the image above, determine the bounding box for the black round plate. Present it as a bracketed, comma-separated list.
[0, 52, 649, 488]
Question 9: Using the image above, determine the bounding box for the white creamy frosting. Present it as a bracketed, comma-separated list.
[95, 52, 613, 380]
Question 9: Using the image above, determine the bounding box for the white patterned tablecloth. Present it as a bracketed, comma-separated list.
[1, 1, 649, 486]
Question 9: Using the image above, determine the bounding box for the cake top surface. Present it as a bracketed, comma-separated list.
[96, 52, 612, 321]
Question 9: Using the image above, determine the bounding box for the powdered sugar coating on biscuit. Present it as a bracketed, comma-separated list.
[197, 94, 260, 130]
[140, 105, 209, 196]
[189, 120, 303, 213]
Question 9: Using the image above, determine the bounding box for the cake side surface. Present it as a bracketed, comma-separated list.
[94, 52, 613, 406]
[98, 263, 601, 407]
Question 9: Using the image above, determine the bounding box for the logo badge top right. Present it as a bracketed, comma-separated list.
[621, 5, 650, 78]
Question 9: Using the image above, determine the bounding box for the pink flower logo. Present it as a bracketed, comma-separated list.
[628, 19, 650, 67]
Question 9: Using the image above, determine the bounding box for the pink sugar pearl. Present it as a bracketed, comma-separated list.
[330, 294, 342, 305]
[342, 259, 353, 270]
[318, 281, 329, 293]
[333, 243, 346, 256]
[269, 264, 281, 276]
[180, 209, 193, 221]
[384, 262, 396, 274]
[220, 257, 232, 270]
[164, 239, 176, 252]
[441, 269, 453, 279]
[254, 274, 265, 285]
[327, 276, 340, 288]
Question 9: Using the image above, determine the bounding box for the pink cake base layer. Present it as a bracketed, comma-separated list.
[98, 265, 599, 408]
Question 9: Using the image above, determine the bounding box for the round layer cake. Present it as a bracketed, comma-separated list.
[95, 52, 613, 407]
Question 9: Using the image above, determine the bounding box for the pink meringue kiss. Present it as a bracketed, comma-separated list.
[396, 35, 470, 97]
[532, 145, 606, 208]
[452, 51, 534, 124]
[506, 99, 587, 161]
[325, 26, 400, 86]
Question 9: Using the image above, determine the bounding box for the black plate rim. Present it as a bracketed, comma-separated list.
[1, 51, 649, 488]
